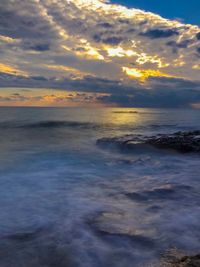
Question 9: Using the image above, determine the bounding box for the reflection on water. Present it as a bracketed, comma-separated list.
[100, 108, 145, 125]
[0, 107, 200, 267]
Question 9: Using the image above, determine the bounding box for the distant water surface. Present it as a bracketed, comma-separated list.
[0, 107, 199, 267]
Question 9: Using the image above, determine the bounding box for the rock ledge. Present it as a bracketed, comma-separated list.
[97, 131, 200, 153]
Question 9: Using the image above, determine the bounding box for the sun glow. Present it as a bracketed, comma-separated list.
[0, 35, 18, 43]
[122, 67, 172, 82]
[76, 41, 104, 60]
[0, 63, 28, 76]
[107, 47, 137, 57]
[44, 64, 92, 79]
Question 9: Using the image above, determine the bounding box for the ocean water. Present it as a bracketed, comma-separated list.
[0, 106, 199, 267]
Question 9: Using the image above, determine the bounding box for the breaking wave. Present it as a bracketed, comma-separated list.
[0, 121, 186, 132]
[0, 120, 100, 130]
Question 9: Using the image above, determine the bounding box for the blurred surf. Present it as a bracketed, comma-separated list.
[0, 106, 199, 267]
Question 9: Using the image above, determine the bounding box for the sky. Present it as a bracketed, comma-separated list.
[113, 0, 200, 26]
[0, 0, 200, 108]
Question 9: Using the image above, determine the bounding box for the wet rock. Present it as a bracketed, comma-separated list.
[2, 224, 51, 243]
[97, 134, 143, 148]
[97, 131, 200, 153]
[147, 131, 200, 153]
[0, 226, 74, 267]
[126, 184, 192, 203]
[177, 254, 200, 267]
[88, 212, 156, 249]
[7, 231, 40, 241]
[146, 205, 162, 213]
[2, 227, 44, 242]
[162, 254, 200, 267]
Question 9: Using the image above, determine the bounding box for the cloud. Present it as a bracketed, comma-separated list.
[196, 32, 200, 40]
[24, 43, 50, 52]
[122, 67, 173, 82]
[97, 87, 200, 108]
[0, 63, 28, 76]
[140, 28, 179, 39]
[1, 71, 200, 107]
[166, 39, 192, 53]
[0, 89, 110, 107]
[93, 35, 124, 45]
[0, 0, 200, 107]
[98, 22, 113, 28]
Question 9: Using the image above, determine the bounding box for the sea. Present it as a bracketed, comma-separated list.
[0, 106, 199, 267]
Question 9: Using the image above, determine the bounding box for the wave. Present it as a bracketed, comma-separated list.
[149, 124, 178, 129]
[0, 120, 189, 132]
[0, 120, 100, 130]
[19, 121, 98, 129]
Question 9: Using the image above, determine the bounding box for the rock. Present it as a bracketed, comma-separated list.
[6, 230, 42, 241]
[88, 211, 156, 249]
[178, 255, 200, 267]
[147, 131, 200, 153]
[162, 254, 200, 267]
[126, 184, 193, 203]
[97, 131, 200, 153]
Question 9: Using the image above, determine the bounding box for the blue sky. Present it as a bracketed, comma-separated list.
[113, 0, 200, 25]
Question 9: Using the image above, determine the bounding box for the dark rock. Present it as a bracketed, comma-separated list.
[126, 184, 193, 203]
[7, 231, 39, 241]
[147, 131, 200, 153]
[146, 205, 162, 212]
[97, 131, 200, 153]
[88, 212, 156, 249]
[2, 224, 51, 242]
[163, 254, 200, 267]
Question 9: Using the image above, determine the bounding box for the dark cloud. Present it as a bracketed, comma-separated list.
[166, 39, 191, 53]
[93, 34, 124, 45]
[166, 39, 191, 48]
[97, 94, 135, 106]
[1, 72, 200, 108]
[29, 44, 50, 51]
[0, 72, 128, 94]
[197, 47, 200, 54]
[97, 88, 200, 108]
[0, 1, 58, 42]
[0, 9, 47, 39]
[0, 92, 29, 102]
[139, 20, 148, 26]
[98, 22, 113, 28]
[126, 28, 135, 33]
[93, 34, 103, 43]
[196, 32, 200, 40]
[31, 76, 48, 81]
[101, 36, 124, 45]
[22, 42, 50, 51]
[140, 29, 179, 39]
[118, 19, 130, 24]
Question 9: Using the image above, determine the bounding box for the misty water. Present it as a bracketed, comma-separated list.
[0, 107, 199, 267]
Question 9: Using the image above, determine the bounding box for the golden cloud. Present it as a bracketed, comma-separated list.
[44, 64, 92, 79]
[0, 63, 28, 76]
[0, 35, 18, 43]
[122, 66, 173, 82]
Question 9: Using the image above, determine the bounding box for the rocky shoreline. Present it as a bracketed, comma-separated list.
[161, 253, 200, 267]
[97, 130, 200, 153]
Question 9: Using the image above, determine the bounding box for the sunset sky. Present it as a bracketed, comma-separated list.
[0, 0, 200, 107]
